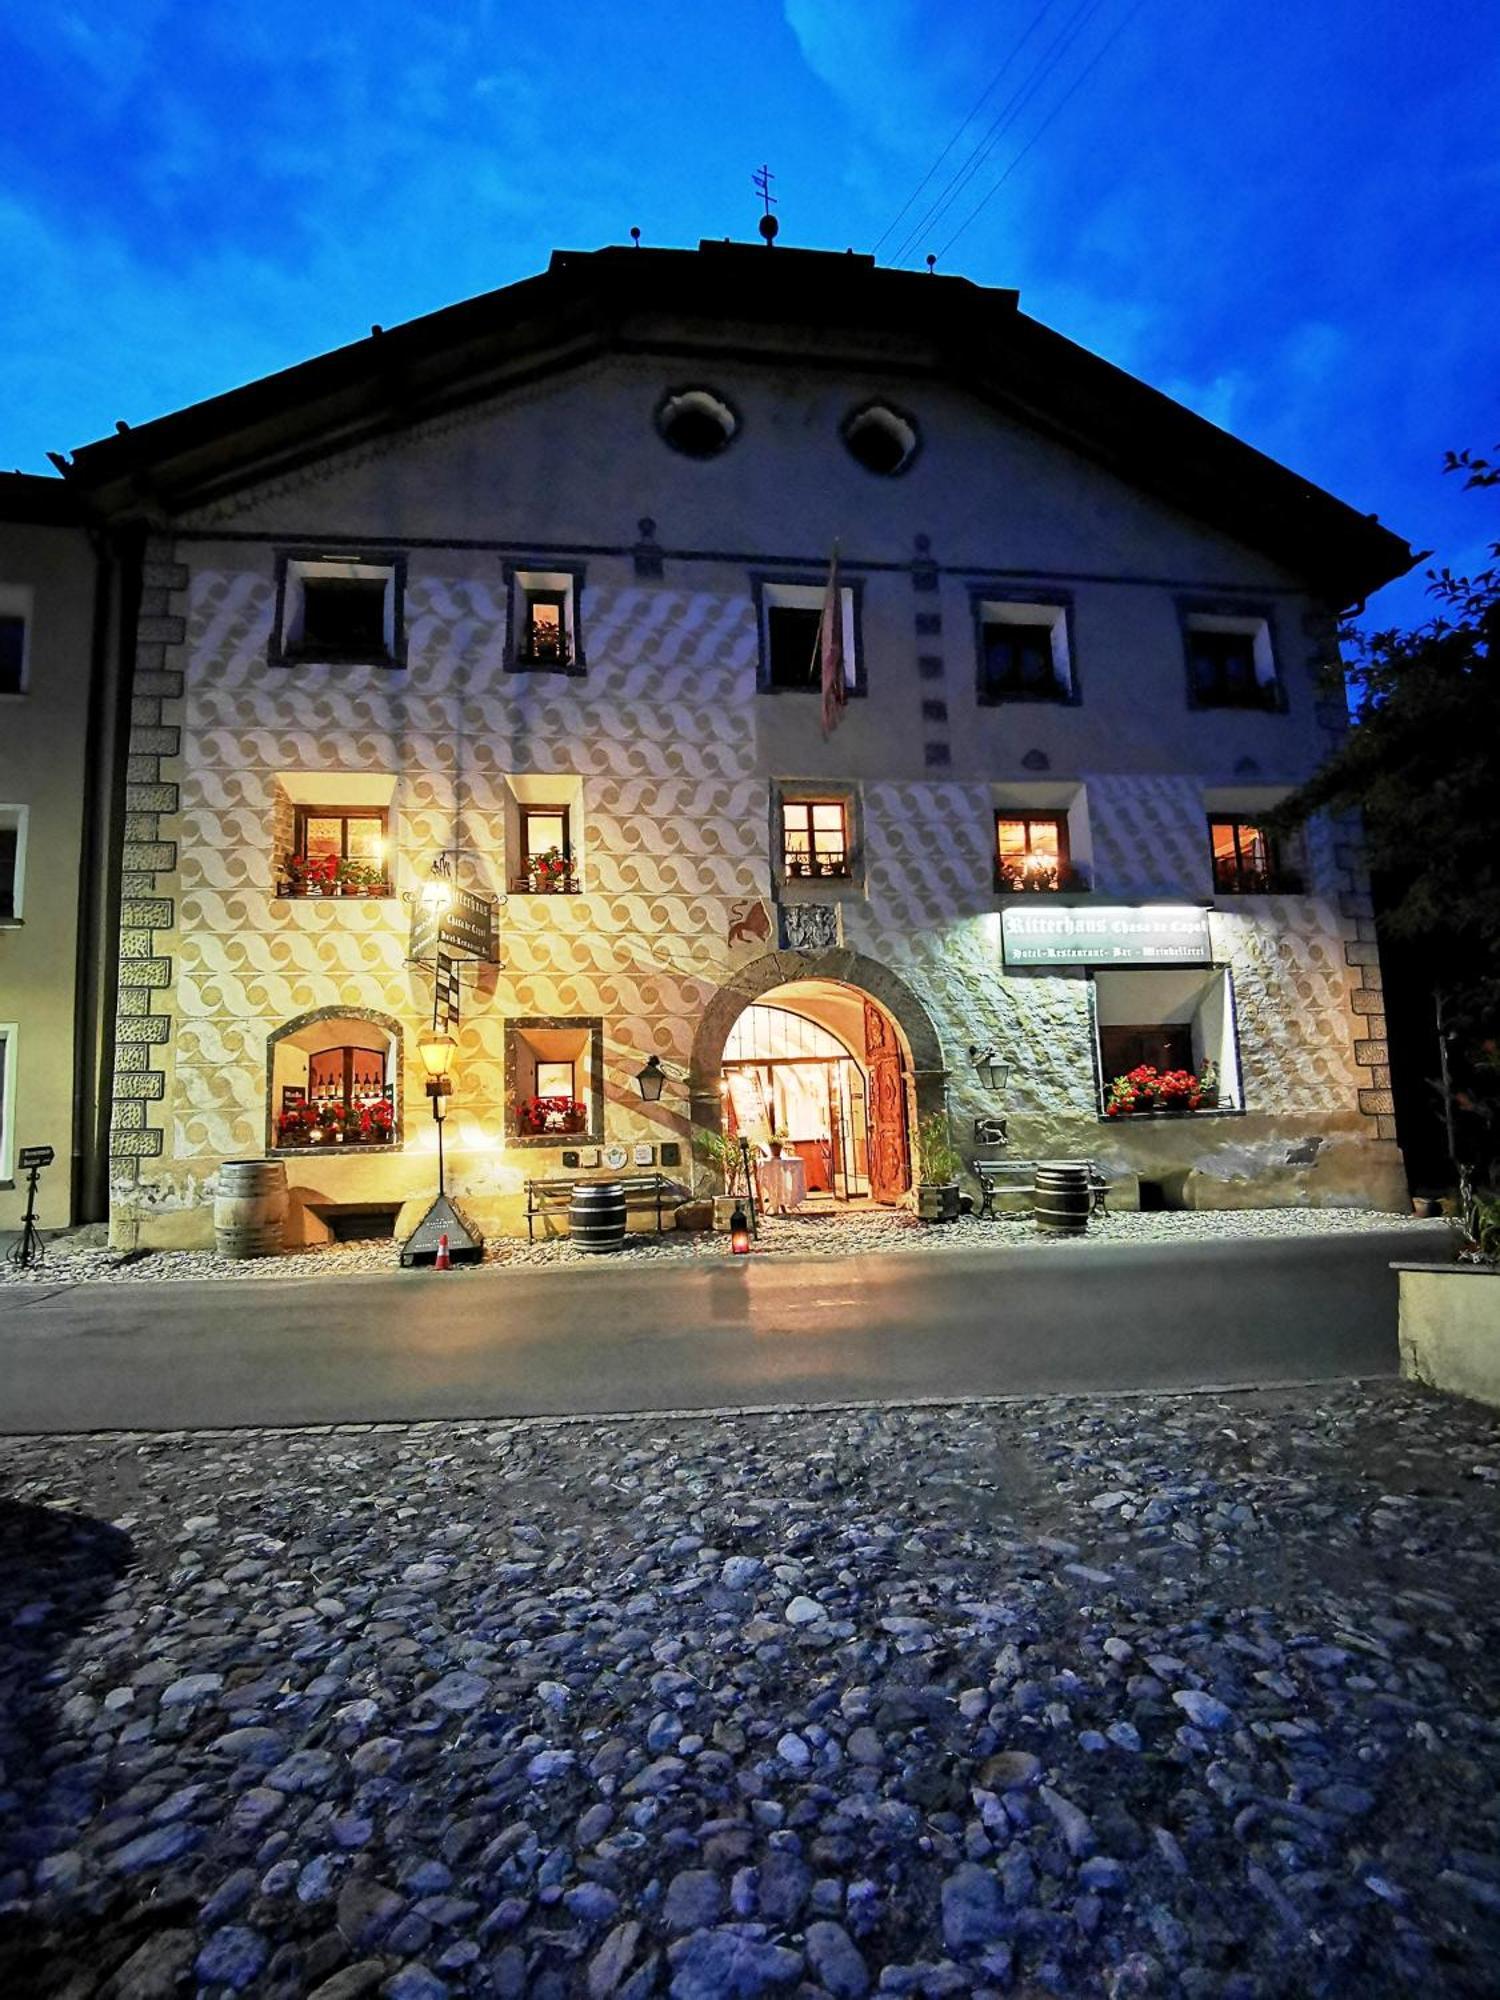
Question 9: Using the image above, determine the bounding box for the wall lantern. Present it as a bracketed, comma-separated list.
[968, 1045, 1010, 1093]
[730, 1202, 751, 1255]
[635, 1055, 667, 1103]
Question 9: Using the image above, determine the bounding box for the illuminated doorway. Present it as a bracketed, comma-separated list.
[719, 980, 911, 1203]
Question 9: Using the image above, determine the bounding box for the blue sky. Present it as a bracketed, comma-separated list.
[3, 1, 1496, 624]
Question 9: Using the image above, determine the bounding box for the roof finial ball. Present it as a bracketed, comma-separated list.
[630, 226, 641, 248]
[759, 212, 779, 245]
[753, 163, 778, 246]
[926, 253, 937, 275]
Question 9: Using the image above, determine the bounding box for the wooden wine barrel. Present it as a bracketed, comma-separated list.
[569, 1180, 627, 1254]
[213, 1159, 288, 1259]
[1034, 1161, 1091, 1235]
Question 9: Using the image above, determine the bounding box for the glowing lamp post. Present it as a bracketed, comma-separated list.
[416, 1028, 457, 1195]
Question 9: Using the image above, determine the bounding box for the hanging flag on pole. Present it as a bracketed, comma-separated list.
[816, 542, 847, 737]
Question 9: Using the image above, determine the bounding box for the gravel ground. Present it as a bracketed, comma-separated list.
[3, 1383, 1498, 1998]
[1, 1207, 1440, 1288]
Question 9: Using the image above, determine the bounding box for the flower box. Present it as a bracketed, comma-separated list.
[516, 1095, 588, 1136]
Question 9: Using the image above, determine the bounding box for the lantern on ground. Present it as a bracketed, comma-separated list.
[730, 1203, 750, 1255]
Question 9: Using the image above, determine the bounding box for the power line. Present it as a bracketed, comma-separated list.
[934, 0, 1154, 263]
[872, 0, 1059, 258]
[888, 0, 1110, 267]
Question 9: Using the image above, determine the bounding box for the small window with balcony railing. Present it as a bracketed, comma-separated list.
[783, 800, 849, 881]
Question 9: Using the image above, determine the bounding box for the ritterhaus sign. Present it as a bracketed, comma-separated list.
[1002, 905, 1213, 968]
[409, 888, 496, 964]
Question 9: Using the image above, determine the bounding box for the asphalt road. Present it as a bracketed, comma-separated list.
[0, 1228, 1447, 1435]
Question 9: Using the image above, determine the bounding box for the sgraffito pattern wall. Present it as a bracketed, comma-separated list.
[108, 393, 1403, 1240]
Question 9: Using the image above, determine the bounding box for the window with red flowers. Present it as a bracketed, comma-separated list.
[995, 812, 1082, 893]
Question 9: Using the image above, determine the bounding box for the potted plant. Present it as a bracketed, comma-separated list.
[276, 1101, 314, 1147]
[287, 852, 339, 898]
[516, 1094, 588, 1136]
[916, 1110, 963, 1222]
[768, 1128, 788, 1158]
[356, 1096, 394, 1143]
[524, 848, 578, 895]
[694, 1131, 750, 1229]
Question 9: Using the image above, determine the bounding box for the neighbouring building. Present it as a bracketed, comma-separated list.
[51, 242, 1414, 1250]
[0, 473, 131, 1235]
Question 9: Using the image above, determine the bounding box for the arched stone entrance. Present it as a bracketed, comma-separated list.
[690, 950, 947, 1202]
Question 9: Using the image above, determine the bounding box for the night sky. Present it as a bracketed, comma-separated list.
[3, 2, 1494, 624]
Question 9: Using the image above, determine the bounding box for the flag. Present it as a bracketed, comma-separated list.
[817, 542, 846, 737]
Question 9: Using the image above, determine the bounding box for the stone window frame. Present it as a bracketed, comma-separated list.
[1178, 597, 1287, 714]
[265, 1005, 405, 1156]
[969, 587, 1080, 707]
[839, 399, 922, 479]
[771, 779, 865, 901]
[1085, 966, 1246, 1121]
[269, 551, 407, 669]
[751, 572, 867, 698]
[503, 561, 588, 677]
[505, 1014, 606, 1147]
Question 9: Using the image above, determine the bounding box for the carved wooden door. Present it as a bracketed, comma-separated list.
[864, 999, 910, 1204]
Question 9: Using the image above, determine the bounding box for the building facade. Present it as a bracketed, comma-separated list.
[0, 474, 127, 1234]
[56, 245, 1413, 1249]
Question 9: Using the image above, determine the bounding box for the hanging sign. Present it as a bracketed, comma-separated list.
[409, 888, 496, 964]
[1001, 904, 1213, 969]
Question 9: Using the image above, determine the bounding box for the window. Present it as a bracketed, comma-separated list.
[1182, 607, 1282, 710]
[974, 597, 1074, 704]
[995, 811, 1079, 893]
[841, 402, 918, 477]
[506, 1017, 603, 1143]
[507, 566, 585, 675]
[1093, 968, 1241, 1114]
[783, 800, 849, 880]
[0, 585, 32, 695]
[268, 1011, 400, 1150]
[1208, 816, 1302, 894]
[755, 577, 862, 694]
[0, 807, 24, 921]
[516, 803, 577, 893]
[273, 556, 403, 668]
[656, 387, 738, 459]
[284, 807, 389, 896]
[0, 1025, 13, 1182]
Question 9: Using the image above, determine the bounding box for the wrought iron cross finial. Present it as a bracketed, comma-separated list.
[753, 164, 777, 216]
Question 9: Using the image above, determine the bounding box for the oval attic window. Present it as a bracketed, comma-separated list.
[656, 388, 737, 459]
[842, 403, 918, 476]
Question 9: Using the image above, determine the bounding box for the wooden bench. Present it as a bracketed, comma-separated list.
[974, 1159, 1112, 1221]
[525, 1172, 689, 1243]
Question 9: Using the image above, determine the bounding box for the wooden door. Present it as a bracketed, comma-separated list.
[864, 1000, 910, 1204]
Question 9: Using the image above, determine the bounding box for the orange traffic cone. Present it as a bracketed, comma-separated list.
[434, 1231, 451, 1271]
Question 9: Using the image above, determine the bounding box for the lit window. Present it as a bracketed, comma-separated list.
[1208, 817, 1301, 894]
[509, 568, 584, 674]
[535, 1060, 576, 1100]
[270, 1013, 399, 1148]
[285, 808, 389, 896]
[1183, 610, 1281, 710]
[517, 804, 576, 893]
[784, 800, 849, 879]
[275, 556, 401, 667]
[521, 591, 570, 666]
[996, 812, 1074, 892]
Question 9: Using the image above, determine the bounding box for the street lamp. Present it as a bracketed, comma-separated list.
[635, 1055, 666, 1102]
[416, 1028, 457, 1194]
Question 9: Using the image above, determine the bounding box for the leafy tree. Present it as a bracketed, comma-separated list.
[1274, 450, 1499, 1190]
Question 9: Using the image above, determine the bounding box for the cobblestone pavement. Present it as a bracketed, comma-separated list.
[3, 1384, 1498, 1999]
[0, 1207, 1443, 1288]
